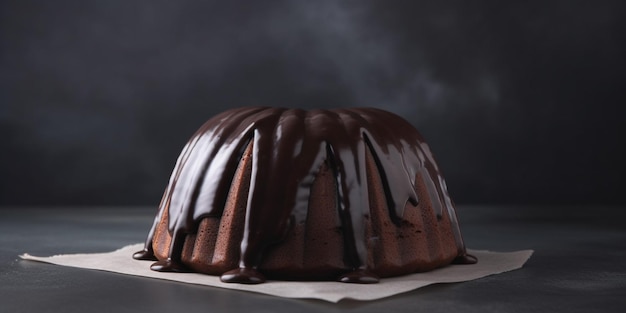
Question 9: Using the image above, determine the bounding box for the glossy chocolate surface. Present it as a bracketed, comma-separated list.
[134, 107, 475, 283]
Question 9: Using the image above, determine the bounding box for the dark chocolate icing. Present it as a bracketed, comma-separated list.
[134, 107, 476, 283]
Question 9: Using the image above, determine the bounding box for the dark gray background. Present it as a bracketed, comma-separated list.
[2, 0, 625, 206]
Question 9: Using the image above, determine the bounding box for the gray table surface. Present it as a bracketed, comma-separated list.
[1, 205, 625, 313]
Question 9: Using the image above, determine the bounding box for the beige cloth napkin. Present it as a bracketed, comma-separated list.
[20, 244, 532, 302]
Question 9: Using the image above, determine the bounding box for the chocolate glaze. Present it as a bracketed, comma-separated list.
[134, 107, 476, 283]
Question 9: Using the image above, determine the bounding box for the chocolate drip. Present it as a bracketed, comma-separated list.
[134, 107, 476, 282]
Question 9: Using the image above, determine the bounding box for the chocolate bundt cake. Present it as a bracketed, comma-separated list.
[133, 107, 476, 284]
